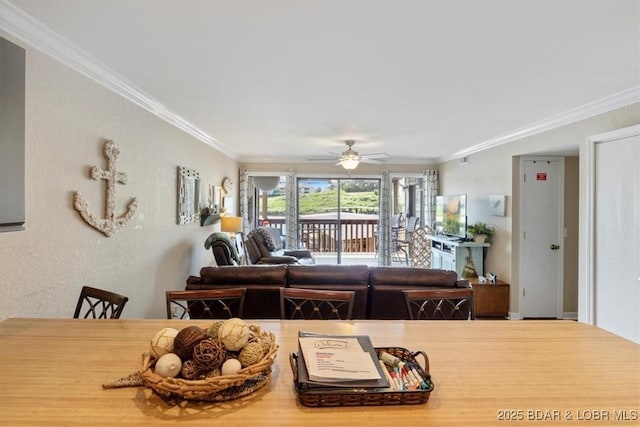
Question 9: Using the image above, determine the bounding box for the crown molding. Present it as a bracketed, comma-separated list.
[0, 1, 237, 159]
[442, 86, 640, 162]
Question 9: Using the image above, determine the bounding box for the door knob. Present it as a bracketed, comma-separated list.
[550, 244, 560, 250]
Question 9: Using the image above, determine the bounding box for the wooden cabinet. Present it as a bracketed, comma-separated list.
[469, 279, 510, 318]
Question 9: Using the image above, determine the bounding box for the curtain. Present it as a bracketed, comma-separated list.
[284, 170, 297, 249]
[240, 169, 252, 236]
[378, 171, 392, 266]
[423, 170, 439, 227]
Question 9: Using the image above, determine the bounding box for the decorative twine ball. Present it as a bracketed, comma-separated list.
[180, 359, 201, 380]
[207, 320, 225, 339]
[258, 336, 273, 355]
[173, 326, 208, 360]
[218, 318, 250, 351]
[154, 353, 182, 378]
[193, 338, 227, 370]
[238, 341, 264, 367]
[221, 358, 242, 376]
[150, 327, 179, 358]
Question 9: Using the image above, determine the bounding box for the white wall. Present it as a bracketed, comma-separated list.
[0, 47, 238, 320]
[439, 103, 640, 316]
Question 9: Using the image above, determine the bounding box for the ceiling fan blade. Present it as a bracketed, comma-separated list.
[360, 158, 385, 164]
[306, 157, 339, 162]
[361, 153, 390, 160]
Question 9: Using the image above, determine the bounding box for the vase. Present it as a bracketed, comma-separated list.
[473, 234, 487, 243]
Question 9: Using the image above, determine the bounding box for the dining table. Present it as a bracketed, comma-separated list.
[0, 318, 638, 426]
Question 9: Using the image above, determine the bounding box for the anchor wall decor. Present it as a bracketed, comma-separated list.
[73, 140, 138, 237]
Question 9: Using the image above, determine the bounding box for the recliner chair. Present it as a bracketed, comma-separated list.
[204, 232, 241, 266]
[245, 226, 314, 265]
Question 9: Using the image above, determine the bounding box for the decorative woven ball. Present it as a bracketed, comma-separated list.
[207, 320, 225, 339]
[149, 327, 179, 358]
[193, 338, 227, 370]
[258, 336, 273, 355]
[180, 359, 201, 380]
[238, 341, 263, 367]
[221, 358, 242, 376]
[218, 318, 250, 351]
[173, 326, 208, 360]
[154, 353, 182, 378]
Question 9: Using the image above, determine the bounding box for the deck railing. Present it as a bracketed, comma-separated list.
[264, 218, 378, 253]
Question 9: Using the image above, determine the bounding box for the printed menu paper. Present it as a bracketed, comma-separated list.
[296, 332, 389, 389]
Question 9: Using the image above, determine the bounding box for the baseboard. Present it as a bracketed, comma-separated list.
[508, 312, 521, 320]
[562, 312, 578, 320]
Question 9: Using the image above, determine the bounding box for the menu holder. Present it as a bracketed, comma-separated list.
[296, 331, 390, 390]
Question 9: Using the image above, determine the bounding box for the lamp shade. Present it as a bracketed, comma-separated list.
[221, 216, 242, 233]
[339, 157, 360, 170]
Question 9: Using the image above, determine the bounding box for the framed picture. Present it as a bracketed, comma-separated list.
[489, 195, 506, 217]
[214, 186, 222, 213]
[177, 166, 200, 224]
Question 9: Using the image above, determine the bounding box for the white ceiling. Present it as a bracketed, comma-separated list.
[2, 0, 639, 165]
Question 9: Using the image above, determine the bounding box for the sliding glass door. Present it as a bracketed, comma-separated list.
[297, 178, 379, 265]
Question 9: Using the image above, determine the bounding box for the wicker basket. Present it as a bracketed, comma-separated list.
[290, 346, 433, 407]
[105, 324, 278, 402]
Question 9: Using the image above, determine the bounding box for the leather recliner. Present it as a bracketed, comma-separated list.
[204, 232, 241, 266]
[244, 226, 314, 265]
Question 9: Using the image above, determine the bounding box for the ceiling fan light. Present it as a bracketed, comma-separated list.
[340, 157, 360, 170]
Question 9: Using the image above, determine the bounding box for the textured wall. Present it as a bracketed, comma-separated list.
[0, 48, 238, 319]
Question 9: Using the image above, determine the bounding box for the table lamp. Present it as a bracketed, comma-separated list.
[221, 216, 244, 263]
[221, 216, 243, 236]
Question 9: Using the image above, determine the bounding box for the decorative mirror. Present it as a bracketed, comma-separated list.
[177, 166, 200, 224]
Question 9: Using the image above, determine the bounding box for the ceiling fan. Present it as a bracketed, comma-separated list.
[311, 140, 390, 170]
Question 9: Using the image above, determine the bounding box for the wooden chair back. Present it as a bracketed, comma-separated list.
[165, 289, 246, 319]
[280, 287, 355, 320]
[403, 288, 474, 320]
[73, 286, 129, 319]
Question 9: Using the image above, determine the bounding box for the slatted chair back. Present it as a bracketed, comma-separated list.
[73, 286, 129, 319]
[403, 288, 474, 320]
[165, 289, 246, 319]
[280, 288, 355, 320]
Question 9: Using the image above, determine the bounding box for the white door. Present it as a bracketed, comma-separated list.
[593, 131, 639, 343]
[520, 157, 564, 318]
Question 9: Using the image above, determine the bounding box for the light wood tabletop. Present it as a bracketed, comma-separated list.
[0, 318, 638, 426]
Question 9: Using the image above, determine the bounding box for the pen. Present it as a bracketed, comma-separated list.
[379, 360, 396, 390]
[409, 364, 429, 390]
[394, 366, 404, 391]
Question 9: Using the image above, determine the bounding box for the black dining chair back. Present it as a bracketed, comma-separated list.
[403, 288, 474, 320]
[73, 286, 129, 319]
[280, 287, 355, 320]
[165, 289, 246, 319]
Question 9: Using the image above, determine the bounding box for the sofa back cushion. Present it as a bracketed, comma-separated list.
[368, 268, 459, 319]
[192, 265, 288, 318]
[287, 265, 370, 319]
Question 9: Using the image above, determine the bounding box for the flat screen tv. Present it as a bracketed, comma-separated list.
[434, 194, 467, 239]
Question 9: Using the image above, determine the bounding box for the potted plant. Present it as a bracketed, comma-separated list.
[467, 222, 494, 243]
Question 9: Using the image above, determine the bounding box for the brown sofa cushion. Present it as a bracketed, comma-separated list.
[188, 265, 288, 319]
[287, 265, 370, 319]
[369, 268, 460, 319]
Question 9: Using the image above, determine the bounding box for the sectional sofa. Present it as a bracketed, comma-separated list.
[185, 264, 470, 319]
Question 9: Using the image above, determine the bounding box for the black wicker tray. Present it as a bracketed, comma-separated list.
[290, 346, 434, 407]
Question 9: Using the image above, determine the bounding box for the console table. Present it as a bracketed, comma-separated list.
[428, 234, 490, 277]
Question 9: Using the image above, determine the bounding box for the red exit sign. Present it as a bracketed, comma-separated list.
[537, 173, 547, 181]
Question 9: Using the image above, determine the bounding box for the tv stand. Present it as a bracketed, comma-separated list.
[428, 234, 490, 278]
